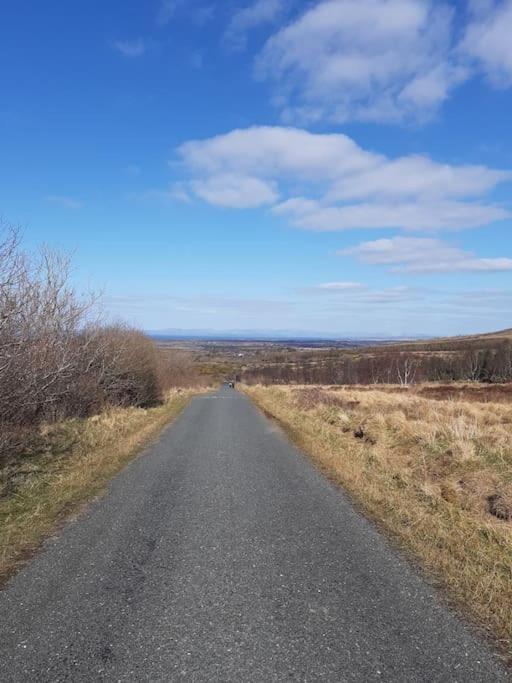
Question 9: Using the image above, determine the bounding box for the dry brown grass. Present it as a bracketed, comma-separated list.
[0, 388, 204, 584]
[243, 383, 512, 658]
[325, 382, 512, 403]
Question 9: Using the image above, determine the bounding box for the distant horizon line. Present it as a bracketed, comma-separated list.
[147, 328, 433, 342]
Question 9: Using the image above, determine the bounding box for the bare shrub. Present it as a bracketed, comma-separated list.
[0, 226, 99, 459]
[155, 348, 208, 389]
[91, 325, 164, 409]
[0, 219, 192, 465]
[243, 337, 512, 388]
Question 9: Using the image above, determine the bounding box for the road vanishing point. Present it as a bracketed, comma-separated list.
[0, 387, 508, 682]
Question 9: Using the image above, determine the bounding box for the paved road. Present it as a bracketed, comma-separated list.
[0, 388, 508, 682]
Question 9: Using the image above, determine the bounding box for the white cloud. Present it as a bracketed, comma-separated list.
[398, 63, 468, 109]
[45, 195, 84, 209]
[255, 0, 465, 123]
[341, 236, 512, 272]
[191, 174, 278, 208]
[275, 197, 508, 231]
[175, 126, 510, 231]
[178, 126, 375, 179]
[461, 0, 512, 85]
[112, 38, 146, 58]
[309, 282, 366, 291]
[224, 0, 289, 51]
[325, 155, 509, 202]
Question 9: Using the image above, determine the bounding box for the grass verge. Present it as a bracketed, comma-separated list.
[243, 383, 512, 659]
[0, 388, 201, 584]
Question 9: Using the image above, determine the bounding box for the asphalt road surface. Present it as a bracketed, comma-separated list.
[0, 387, 508, 682]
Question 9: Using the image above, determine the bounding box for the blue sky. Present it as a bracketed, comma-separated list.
[1, 0, 512, 336]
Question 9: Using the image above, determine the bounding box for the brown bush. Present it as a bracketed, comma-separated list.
[0, 220, 194, 465]
[87, 326, 164, 409]
[155, 348, 208, 389]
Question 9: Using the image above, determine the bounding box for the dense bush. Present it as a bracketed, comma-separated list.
[0, 221, 185, 462]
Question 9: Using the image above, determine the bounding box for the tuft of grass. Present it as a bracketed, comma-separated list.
[0, 388, 203, 584]
[243, 383, 512, 659]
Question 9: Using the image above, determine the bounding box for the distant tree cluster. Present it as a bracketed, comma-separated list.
[243, 343, 512, 386]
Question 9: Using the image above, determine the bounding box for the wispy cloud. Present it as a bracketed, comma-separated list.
[461, 0, 512, 86]
[129, 182, 192, 204]
[112, 38, 146, 58]
[224, 0, 290, 51]
[173, 125, 510, 231]
[191, 173, 278, 208]
[106, 293, 293, 317]
[275, 198, 507, 232]
[245, 0, 512, 125]
[305, 284, 422, 307]
[255, 0, 466, 123]
[306, 282, 366, 292]
[156, 0, 213, 28]
[45, 195, 84, 209]
[156, 0, 179, 27]
[341, 236, 512, 273]
[104, 286, 512, 336]
[193, 4, 215, 26]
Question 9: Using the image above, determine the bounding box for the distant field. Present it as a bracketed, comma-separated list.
[244, 382, 512, 658]
[331, 382, 512, 402]
[154, 328, 512, 385]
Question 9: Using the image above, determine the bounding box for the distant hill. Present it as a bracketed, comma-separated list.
[384, 327, 512, 352]
[472, 328, 512, 339]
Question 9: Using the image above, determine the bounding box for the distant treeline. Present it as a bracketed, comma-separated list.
[243, 343, 512, 386]
[0, 221, 201, 463]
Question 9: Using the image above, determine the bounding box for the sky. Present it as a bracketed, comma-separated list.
[1, 0, 512, 337]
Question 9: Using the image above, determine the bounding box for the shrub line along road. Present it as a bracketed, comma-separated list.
[0, 388, 507, 681]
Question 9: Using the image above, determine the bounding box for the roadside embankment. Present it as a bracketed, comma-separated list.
[243, 383, 512, 660]
[0, 388, 202, 584]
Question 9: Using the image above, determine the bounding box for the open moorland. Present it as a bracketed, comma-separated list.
[155, 327, 512, 387]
